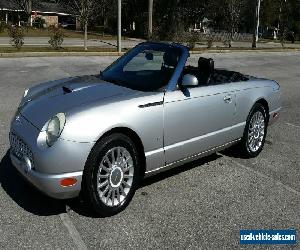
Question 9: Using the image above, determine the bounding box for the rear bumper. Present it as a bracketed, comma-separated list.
[10, 151, 82, 199]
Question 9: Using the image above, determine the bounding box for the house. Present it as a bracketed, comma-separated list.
[0, 0, 75, 28]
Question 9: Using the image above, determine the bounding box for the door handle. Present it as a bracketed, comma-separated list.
[223, 95, 232, 103]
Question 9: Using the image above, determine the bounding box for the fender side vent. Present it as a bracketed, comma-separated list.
[62, 86, 72, 94]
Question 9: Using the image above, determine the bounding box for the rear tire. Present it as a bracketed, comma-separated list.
[238, 103, 268, 158]
[83, 133, 141, 216]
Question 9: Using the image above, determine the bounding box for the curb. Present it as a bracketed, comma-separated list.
[0, 48, 300, 58]
[189, 48, 300, 54]
[0, 51, 124, 58]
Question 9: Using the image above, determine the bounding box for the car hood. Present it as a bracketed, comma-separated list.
[19, 75, 138, 130]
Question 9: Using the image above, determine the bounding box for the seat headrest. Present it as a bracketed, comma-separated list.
[163, 52, 179, 68]
[198, 57, 214, 74]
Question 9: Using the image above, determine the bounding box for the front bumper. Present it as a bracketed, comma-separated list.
[9, 114, 94, 199]
[10, 151, 82, 199]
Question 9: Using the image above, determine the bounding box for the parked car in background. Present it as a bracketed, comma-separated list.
[9, 42, 281, 216]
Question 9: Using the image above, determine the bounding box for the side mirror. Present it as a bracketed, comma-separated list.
[181, 74, 198, 87]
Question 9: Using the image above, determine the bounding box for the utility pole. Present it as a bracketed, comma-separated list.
[148, 0, 153, 39]
[252, 0, 261, 48]
[117, 0, 122, 54]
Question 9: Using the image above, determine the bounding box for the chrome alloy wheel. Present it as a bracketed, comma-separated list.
[97, 147, 134, 207]
[247, 111, 265, 153]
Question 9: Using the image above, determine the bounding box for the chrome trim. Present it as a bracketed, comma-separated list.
[138, 101, 163, 108]
[145, 138, 241, 176]
[164, 122, 246, 151]
[145, 147, 164, 157]
[144, 122, 246, 157]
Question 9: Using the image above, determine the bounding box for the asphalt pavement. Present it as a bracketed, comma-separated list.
[0, 52, 299, 249]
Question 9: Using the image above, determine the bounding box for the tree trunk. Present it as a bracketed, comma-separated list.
[27, 0, 32, 27]
[252, 0, 261, 48]
[148, 0, 153, 39]
[84, 21, 88, 51]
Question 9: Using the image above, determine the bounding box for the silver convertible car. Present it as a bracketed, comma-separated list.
[9, 42, 281, 216]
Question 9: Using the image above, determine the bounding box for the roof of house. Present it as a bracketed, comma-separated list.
[0, 0, 16, 10]
[33, 1, 67, 14]
[0, 0, 69, 14]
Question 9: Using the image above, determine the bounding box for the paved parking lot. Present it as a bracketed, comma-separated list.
[0, 52, 299, 249]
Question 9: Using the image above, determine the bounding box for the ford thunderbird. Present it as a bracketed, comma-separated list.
[9, 42, 281, 216]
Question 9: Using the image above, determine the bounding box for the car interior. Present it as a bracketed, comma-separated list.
[183, 57, 249, 86]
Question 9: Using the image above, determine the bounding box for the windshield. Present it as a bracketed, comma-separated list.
[101, 43, 182, 92]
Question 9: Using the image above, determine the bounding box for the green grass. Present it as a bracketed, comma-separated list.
[191, 46, 300, 51]
[0, 28, 125, 40]
[0, 46, 299, 54]
[0, 46, 118, 53]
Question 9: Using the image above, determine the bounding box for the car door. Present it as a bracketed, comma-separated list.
[163, 83, 237, 165]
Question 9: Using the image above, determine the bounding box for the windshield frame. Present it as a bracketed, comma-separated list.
[101, 42, 189, 92]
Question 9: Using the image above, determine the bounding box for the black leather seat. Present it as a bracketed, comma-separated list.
[162, 51, 179, 69]
[198, 57, 214, 85]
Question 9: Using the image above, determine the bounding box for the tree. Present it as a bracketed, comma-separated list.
[148, 0, 153, 39]
[252, 0, 261, 48]
[60, 0, 100, 51]
[11, 0, 34, 26]
[226, 0, 243, 46]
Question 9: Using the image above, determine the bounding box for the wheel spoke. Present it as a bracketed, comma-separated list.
[111, 190, 115, 206]
[101, 185, 109, 197]
[116, 188, 121, 203]
[106, 189, 112, 204]
[111, 150, 115, 164]
[117, 147, 121, 160]
[98, 180, 108, 188]
[119, 184, 125, 195]
[100, 163, 110, 173]
[122, 180, 131, 188]
[98, 174, 109, 179]
[104, 156, 112, 168]
[123, 174, 133, 178]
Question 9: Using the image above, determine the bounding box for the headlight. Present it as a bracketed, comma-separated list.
[46, 113, 66, 146]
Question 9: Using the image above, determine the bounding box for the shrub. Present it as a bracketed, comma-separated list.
[0, 22, 7, 33]
[187, 33, 198, 49]
[223, 39, 232, 48]
[207, 35, 214, 48]
[48, 25, 64, 49]
[32, 17, 46, 29]
[8, 26, 25, 49]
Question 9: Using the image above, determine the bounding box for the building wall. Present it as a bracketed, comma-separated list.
[44, 16, 58, 27]
[32, 14, 58, 27]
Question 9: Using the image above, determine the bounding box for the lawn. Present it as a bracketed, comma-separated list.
[0, 46, 119, 53]
[0, 46, 299, 54]
[0, 27, 125, 40]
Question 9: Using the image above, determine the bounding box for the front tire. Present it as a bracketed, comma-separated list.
[239, 103, 268, 158]
[84, 133, 140, 216]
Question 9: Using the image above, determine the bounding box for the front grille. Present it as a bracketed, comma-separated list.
[9, 132, 34, 166]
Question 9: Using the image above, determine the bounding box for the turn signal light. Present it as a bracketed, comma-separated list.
[60, 178, 77, 187]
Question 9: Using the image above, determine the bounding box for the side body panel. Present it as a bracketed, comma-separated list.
[230, 79, 281, 125]
[163, 84, 238, 167]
